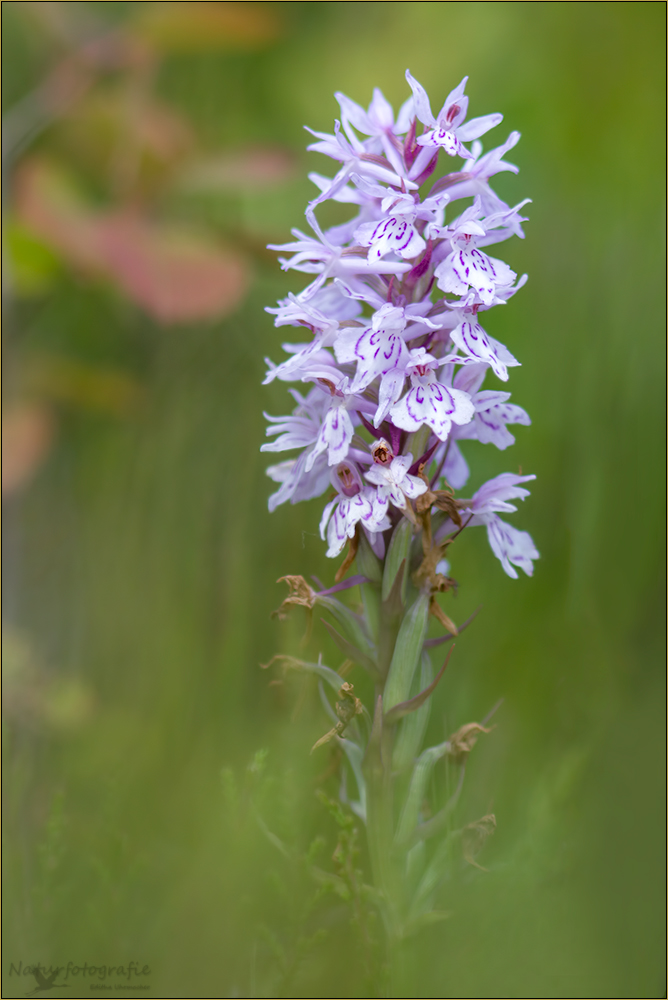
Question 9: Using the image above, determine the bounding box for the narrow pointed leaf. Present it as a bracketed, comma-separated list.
[363, 695, 384, 782]
[406, 766, 466, 847]
[382, 518, 412, 601]
[320, 619, 379, 678]
[409, 831, 459, 920]
[392, 652, 433, 772]
[318, 679, 339, 723]
[266, 655, 344, 692]
[385, 646, 453, 725]
[355, 528, 382, 583]
[377, 558, 406, 680]
[360, 579, 381, 645]
[338, 737, 366, 822]
[423, 607, 481, 648]
[395, 739, 450, 845]
[381, 556, 406, 617]
[317, 593, 374, 656]
[383, 591, 430, 712]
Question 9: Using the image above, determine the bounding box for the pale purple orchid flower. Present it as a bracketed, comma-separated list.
[334, 303, 410, 393]
[320, 461, 391, 557]
[405, 70, 503, 161]
[456, 390, 531, 450]
[431, 473, 538, 577]
[351, 175, 447, 263]
[365, 451, 427, 512]
[448, 311, 520, 381]
[465, 473, 539, 578]
[390, 353, 475, 441]
[262, 298, 341, 384]
[335, 87, 414, 176]
[305, 119, 414, 208]
[269, 225, 411, 302]
[261, 387, 325, 454]
[437, 132, 523, 216]
[266, 449, 331, 512]
[263, 72, 537, 575]
[434, 228, 516, 305]
[304, 377, 358, 470]
[431, 197, 530, 305]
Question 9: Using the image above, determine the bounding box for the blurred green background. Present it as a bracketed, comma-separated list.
[2, 3, 665, 997]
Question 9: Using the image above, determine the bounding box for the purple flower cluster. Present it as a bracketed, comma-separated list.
[262, 72, 538, 579]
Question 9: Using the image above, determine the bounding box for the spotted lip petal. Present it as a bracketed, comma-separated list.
[358, 216, 427, 262]
[486, 516, 539, 578]
[450, 319, 519, 381]
[391, 376, 475, 442]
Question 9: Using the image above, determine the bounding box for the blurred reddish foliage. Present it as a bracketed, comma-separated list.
[5, 2, 292, 324]
[2, 404, 55, 497]
[15, 159, 250, 323]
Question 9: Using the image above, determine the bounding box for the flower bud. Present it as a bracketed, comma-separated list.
[371, 438, 394, 466]
[332, 461, 362, 497]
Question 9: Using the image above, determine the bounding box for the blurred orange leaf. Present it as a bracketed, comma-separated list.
[2, 404, 55, 497]
[14, 159, 250, 323]
[132, 1, 281, 52]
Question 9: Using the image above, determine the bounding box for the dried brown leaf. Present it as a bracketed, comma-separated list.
[429, 597, 458, 636]
[272, 575, 317, 620]
[462, 813, 496, 870]
[448, 722, 493, 763]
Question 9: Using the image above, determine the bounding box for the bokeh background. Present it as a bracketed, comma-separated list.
[2, 3, 665, 997]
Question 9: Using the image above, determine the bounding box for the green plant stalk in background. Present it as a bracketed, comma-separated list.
[273, 510, 497, 969]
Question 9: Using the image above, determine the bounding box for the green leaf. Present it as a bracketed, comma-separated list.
[405, 768, 465, 847]
[338, 738, 366, 821]
[391, 652, 433, 772]
[395, 739, 450, 845]
[409, 831, 459, 919]
[360, 581, 380, 645]
[316, 594, 374, 657]
[405, 425, 431, 467]
[385, 646, 452, 726]
[272, 655, 345, 692]
[406, 839, 427, 888]
[356, 528, 382, 583]
[382, 591, 430, 713]
[320, 619, 379, 678]
[382, 519, 413, 601]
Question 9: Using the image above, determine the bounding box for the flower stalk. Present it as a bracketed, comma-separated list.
[262, 71, 538, 964]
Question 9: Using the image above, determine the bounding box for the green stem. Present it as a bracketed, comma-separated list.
[363, 570, 411, 949]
